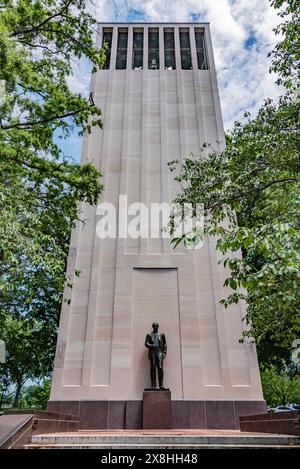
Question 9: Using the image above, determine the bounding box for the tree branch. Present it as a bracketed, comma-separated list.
[1, 107, 92, 130]
[245, 178, 299, 217]
[36, 27, 88, 51]
[11, 0, 73, 38]
[17, 40, 66, 57]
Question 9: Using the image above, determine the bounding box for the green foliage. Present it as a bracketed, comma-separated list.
[169, 96, 300, 351]
[20, 378, 51, 409]
[261, 365, 300, 406]
[0, 1, 104, 405]
[0, 0, 106, 133]
[270, 0, 300, 89]
[0, 316, 56, 408]
[169, 0, 300, 361]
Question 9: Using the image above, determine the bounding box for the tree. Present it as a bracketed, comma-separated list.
[169, 0, 300, 360]
[20, 378, 51, 410]
[0, 317, 54, 407]
[260, 365, 300, 406]
[0, 1, 105, 405]
[270, 0, 300, 90]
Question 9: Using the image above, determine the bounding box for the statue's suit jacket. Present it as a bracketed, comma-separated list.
[145, 332, 167, 359]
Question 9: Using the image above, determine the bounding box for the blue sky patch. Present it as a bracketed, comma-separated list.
[54, 127, 83, 163]
[190, 12, 202, 22]
[245, 32, 257, 49]
[125, 7, 147, 22]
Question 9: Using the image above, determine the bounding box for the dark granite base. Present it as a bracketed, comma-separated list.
[143, 390, 172, 429]
[47, 400, 266, 430]
[240, 410, 300, 436]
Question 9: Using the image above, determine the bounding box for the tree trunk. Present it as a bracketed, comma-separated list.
[12, 382, 22, 408]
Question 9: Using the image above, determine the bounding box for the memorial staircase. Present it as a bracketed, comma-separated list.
[25, 430, 300, 449]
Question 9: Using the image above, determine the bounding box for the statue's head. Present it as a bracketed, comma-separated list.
[152, 322, 159, 332]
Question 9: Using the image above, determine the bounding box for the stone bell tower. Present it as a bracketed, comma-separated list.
[48, 22, 266, 429]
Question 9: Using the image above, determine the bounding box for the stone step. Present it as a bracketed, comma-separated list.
[25, 442, 300, 449]
[29, 433, 300, 447]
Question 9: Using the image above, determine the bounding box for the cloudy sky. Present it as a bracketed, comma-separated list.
[57, 0, 283, 160]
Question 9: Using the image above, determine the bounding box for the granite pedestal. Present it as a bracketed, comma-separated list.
[143, 389, 172, 429]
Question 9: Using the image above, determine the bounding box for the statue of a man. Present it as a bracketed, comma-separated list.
[145, 322, 167, 389]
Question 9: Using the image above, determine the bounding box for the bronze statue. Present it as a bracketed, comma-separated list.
[145, 322, 167, 389]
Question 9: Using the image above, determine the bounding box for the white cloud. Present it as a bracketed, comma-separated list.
[86, 0, 282, 130]
[67, 57, 91, 97]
